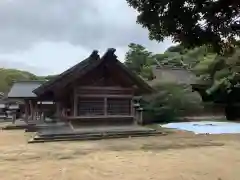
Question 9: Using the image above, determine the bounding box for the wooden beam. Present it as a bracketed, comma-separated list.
[76, 94, 133, 98]
[77, 86, 133, 90]
[67, 115, 134, 119]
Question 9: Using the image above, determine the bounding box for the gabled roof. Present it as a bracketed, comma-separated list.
[34, 48, 153, 95]
[8, 80, 46, 99]
[33, 50, 100, 95]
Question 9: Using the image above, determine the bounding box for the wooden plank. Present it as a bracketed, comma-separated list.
[75, 87, 134, 95]
[76, 89, 133, 95]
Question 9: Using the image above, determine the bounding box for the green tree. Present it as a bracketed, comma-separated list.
[38, 74, 57, 81]
[143, 83, 203, 122]
[0, 68, 39, 92]
[140, 65, 155, 80]
[125, 43, 155, 74]
[154, 45, 208, 69]
[165, 44, 186, 54]
[206, 47, 240, 94]
[126, 0, 240, 53]
[0, 68, 55, 93]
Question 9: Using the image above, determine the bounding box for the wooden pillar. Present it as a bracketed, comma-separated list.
[12, 109, 16, 124]
[33, 101, 38, 121]
[32, 101, 35, 121]
[56, 102, 61, 119]
[134, 111, 138, 124]
[73, 89, 77, 116]
[29, 100, 33, 120]
[39, 101, 43, 121]
[131, 99, 134, 116]
[139, 111, 143, 125]
[133, 109, 136, 123]
[24, 101, 27, 122]
[24, 100, 29, 123]
[104, 97, 107, 116]
[40, 102, 45, 121]
[32, 101, 37, 121]
[61, 104, 66, 118]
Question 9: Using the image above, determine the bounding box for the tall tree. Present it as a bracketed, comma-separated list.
[126, 0, 240, 53]
[154, 46, 208, 69]
[207, 47, 240, 94]
[125, 43, 155, 74]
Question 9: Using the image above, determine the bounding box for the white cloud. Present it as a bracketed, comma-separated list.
[0, 0, 174, 75]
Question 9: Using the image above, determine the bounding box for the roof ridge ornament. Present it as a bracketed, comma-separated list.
[107, 48, 116, 55]
[89, 50, 100, 60]
[102, 48, 117, 60]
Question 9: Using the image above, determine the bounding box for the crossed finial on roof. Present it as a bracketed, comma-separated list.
[90, 50, 100, 59]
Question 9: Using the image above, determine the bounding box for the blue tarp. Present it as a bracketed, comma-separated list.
[161, 121, 240, 134]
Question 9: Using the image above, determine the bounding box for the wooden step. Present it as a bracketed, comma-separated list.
[2, 123, 36, 130]
[34, 130, 159, 140]
[29, 131, 164, 143]
[38, 129, 156, 137]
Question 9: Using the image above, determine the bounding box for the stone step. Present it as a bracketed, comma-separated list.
[29, 131, 164, 143]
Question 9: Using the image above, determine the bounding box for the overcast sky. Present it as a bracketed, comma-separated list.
[0, 0, 173, 75]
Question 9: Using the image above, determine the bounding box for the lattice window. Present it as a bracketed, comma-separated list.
[107, 98, 131, 115]
[77, 97, 104, 116]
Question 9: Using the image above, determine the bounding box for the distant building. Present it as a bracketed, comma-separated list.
[148, 65, 197, 86]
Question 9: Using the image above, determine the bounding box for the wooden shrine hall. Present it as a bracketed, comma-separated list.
[7, 80, 54, 122]
[7, 48, 154, 126]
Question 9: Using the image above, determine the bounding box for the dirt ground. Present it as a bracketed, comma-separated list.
[0, 128, 240, 180]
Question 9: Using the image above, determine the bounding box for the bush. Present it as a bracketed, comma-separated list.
[142, 83, 203, 123]
[140, 65, 155, 80]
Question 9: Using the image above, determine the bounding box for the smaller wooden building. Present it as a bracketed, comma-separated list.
[7, 80, 55, 122]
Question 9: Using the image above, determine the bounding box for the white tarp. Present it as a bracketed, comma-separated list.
[161, 121, 240, 134]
